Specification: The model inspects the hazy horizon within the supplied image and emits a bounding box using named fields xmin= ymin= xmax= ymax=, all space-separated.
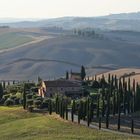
xmin=0 ymin=0 xmax=140 ymax=19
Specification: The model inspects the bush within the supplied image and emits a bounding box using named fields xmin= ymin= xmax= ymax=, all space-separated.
xmin=16 ymin=92 xmax=22 ymax=99
xmin=26 ymin=94 xmax=33 ymax=100
xmin=33 ymin=95 xmax=39 ymax=99
xmin=4 ymin=98 xmax=15 ymax=106
xmin=92 ymin=81 xmax=100 ymax=89
xmin=36 ymin=96 xmax=43 ymax=101
xmin=0 ymin=98 xmax=5 ymax=105
xmin=26 ymin=99 xmax=33 ymax=106
xmin=14 ymin=98 xmax=20 ymax=105
xmin=41 ymin=98 xmax=49 ymax=108
xmin=10 ymin=95 xmax=17 ymax=100
xmin=3 ymin=94 xmax=10 ymax=100
xmin=34 ymin=100 xmax=42 ymax=108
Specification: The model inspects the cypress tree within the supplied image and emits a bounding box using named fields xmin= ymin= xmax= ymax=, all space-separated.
xmin=115 ymin=77 xmax=119 ymax=114
xmin=96 ymin=94 xmax=100 ymax=118
xmin=62 ymin=99 xmax=65 ymax=119
xmin=134 ymin=83 xmax=140 ymax=111
xmin=0 ymin=83 xmax=3 ymax=99
xmin=118 ymin=89 xmax=121 ymax=131
xmin=90 ymin=99 xmax=94 ymax=121
xmin=130 ymin=89 xmax=134 ymax=114
xmin=108 ymin=73 xmax=111 ymax=84
xmin=101 ymin=85 xmax=105 ymax=117
xmin=71 ymin=100 xmax=75 ymax=122
xmin=13 ymin=80 xmax=15 ymax=85
xmin=111 ymin=75 xmax=114 ymax=92
xmin=3 ymin=81 xmax=5 ymax=90
xmin=113 ymin=90 xmax=116 ymax=116
xmin=58 ymin=98 xmax=60 ymax=114
xmin=95 ymin=75 xmax=97 ymax=81
xmin=55 ymin=95 xmax=59 ymax=114
xmin=66 ymin=71 xmax=69 ymax=80
xmin=23 ymin=84 xmax=27 ymax=110
xmin=59 ymin=99 xmax=62 ymax=117
xmin=83 ymin=100 xmax=87 ymax=120
xmin=99 ymin=117 xmax=101 ymax=130
xmin=8 ymin=81 xmax=10 ymax=86
xmin=119 ymin=79 xmax=123 ymax=107
xmin=123 ymin=82 xmax=127 ymax=114
xmin=114 ymin=75 xmax=118 ymax=89
xmin=78 ymin=101 xmax=82 ymax=124
xmin=49 ymin=99 xmax=52 ymax=115
xmin=81 ymin=65 xmax=86 ymax=80
xmin=106 ymin=93 xmax=110 ymax=129
xmin=65 ymin=101 xmax=68 ymax=120
xmin=102 ymin=97 xmax=105 ymax=117
xmin=132 ymin=79 xmax=135 ymax=113
xmin=60 ymin=99 xmax=63 ymax=118
xmin=131 ymin=119 xmax=134 ymax=134
xmin=127 ymin=78 xmax=131 ymax=114
xmin=122 ymin=77 xmax=125 ymax=89
xmin=87 ymin=97 xmax=90 ymax=127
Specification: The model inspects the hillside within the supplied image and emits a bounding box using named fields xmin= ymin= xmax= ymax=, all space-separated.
xmin=0 ymin=28 xmax=36 ymax=50
xmin=0 ymin=28 xmax=54 ymax=51
xmin=0 ymin=107 xmax=138 ymax=140
xmin=89 ymin=68 xmax=140 ymax=86
xmin=0 ymin=28 xmax=140 ymax=80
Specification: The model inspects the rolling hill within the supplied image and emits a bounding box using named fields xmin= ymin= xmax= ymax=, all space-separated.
xmin=1 ymin=12 xmax=140 ymax=31
xmin=0 ymin=28 xmax=140 ymax=80
xmin=88 ymin=68 xmax=140 ymax=86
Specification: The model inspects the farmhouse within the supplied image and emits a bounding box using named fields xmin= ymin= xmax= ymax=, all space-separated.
xmin=38 ymin=79 xmax=83 ymax=98
xmin=70 ymin=72 xmax=82 ymax=81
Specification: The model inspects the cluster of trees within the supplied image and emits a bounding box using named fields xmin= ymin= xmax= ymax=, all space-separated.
xmin=73 ymin=28 xmax=96 ymax=38
xmin=23 ymin=87 xmax=71 ymax=113
xmin=35 ymin=73 xmax=138 ymax=133
xmin=87 ymin=74 xmax=140 ymax=113
xmin=0 ymin=81 xmax=37 ymax=106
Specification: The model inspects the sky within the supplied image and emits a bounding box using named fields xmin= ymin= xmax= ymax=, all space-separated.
xmin=0 ymin=0 xmax=140 ymax=19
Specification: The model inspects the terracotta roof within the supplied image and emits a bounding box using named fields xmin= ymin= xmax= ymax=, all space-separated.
xmin=43 ymin=80 xmax=81 ymax=87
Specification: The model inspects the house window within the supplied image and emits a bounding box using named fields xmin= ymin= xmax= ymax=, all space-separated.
xmin=50 ymin=88 xmax=52 ymax=91
xmin=61 ymin=88 xmax=63 ymax=91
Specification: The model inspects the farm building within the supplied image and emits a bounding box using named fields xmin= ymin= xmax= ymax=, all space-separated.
xmin=38 ymin=79 xmax=83 ymax=98
xmin=70 ymin=72 xmax=82 ymax=81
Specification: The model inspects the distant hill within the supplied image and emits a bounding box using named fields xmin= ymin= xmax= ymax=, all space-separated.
xmin=0 ymin=28 xmax=140 ymax=80
xmin=1 ymin=12 xmax=140 ymax=31
xmin=101 ymin=12 xmax=140 ymax=20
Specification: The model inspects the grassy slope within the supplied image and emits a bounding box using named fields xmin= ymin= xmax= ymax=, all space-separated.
xmin=0 ymin=32 xmax=34 ymax=50
xmin=0 ymin=107 xmax=139 ymax=140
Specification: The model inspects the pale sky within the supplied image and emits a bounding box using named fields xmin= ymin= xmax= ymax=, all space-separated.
xmin=0 ymin=0 xmax=140 ymax=18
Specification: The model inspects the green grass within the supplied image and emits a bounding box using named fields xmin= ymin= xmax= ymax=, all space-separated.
xmin=0 ymin=32 xmax=34 ymax=50
xmin=0 ymin=106 xmax=139 ymax=140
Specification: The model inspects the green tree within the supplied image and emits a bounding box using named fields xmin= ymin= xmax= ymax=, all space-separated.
xmin=66 ymin=71 xmax=69 ymax=80
xmin=0 ymin=83 xmax=3 ymax=99
xmin=23 ymin=84 xmax=27 ymax=110
xmin=135 ymin=83 xmax=140 ymax=111
xmin=81 ymin=65 xmax=86 ymax=80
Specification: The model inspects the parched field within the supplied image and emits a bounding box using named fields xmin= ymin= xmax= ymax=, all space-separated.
xmin=0 ymin=107 xmax=139 ymax=140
